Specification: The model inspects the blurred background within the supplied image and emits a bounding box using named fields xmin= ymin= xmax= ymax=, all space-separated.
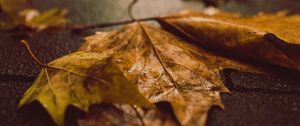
xmin=29 ymin=0 xmax=300 ymax=25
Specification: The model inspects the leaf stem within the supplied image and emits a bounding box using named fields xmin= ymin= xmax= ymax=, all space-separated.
xmin=128 ymin=0 xmax=138 ymax=21
xmin=20 ymin=40 xmax=50 ymax=68
xmin=71 ymin=16 xmax=180 ymax=31
xmin=20 ymin=40 xmax=112 ymax=87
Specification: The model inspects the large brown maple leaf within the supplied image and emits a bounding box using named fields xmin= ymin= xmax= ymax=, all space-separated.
xmin=20 ymin=21 xmax=265 ymax=126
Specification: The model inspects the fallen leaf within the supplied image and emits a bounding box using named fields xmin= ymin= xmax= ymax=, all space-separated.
xmin=158 ymin=10 xmax=300 ymax=71
xmin=0 ymin=0 xmax=67 ymax=30
xmin=77 ymin=23 xmax=263 ymax=126
xmin=19 ymin=51 xmax=153 ymax=125
xmin=22 ymin=8 xmax=68 ymax=30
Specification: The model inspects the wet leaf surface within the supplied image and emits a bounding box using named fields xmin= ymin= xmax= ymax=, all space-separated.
xmin=73 ymin=23 xmax=264 ymax=126
xmin=159 ymin=10 xmax=300 ymax=71
xmin=19 ymin=51 xmax=152 ymax=125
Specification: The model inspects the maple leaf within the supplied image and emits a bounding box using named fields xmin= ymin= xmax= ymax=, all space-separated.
xmin=18 ymin=51 xmax=153 ymax=125
xmin=0 ymin=0 xmax=67 ymax=30
xmin=158 ymin=10 xmax=300 ymax=71
xmin=76 ymin=23 xmax=263 ymax=126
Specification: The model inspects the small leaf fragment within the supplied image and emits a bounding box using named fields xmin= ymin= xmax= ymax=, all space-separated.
xmin=23 ymin=8 xmax=68 ymax=30
xmin=0 ymin=0 xmax=67 ymax=30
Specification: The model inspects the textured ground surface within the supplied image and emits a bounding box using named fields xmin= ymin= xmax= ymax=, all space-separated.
xmin=1 ymin=0 xmax=300 ymax=126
